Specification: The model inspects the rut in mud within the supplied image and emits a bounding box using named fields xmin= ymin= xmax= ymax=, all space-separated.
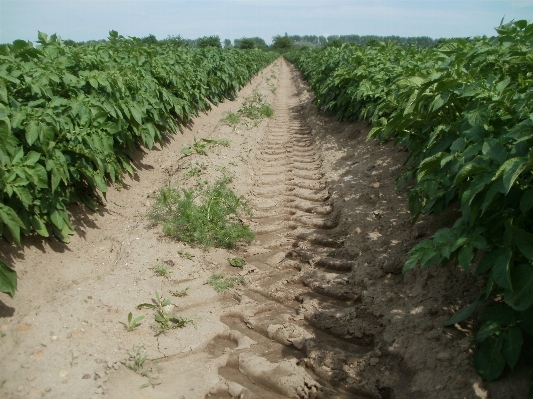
xmin=202 ymin=63 xmax=392 ymax=399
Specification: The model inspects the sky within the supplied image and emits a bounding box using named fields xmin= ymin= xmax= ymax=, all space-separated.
xmin=1 ymin=0 xmax=533 ymax=44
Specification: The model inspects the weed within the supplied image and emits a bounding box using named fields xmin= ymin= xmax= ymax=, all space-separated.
xmin=269 ymin=85 xmax=277 ymax=94
xmin=119 ymin=312 xmax=145 ymax=332
xmin=181 ymin=137 xmax=228 ymax=156
xmin=220 ymin=111 xmax=241 ymax=128
xmin=169 ymin=287 xmax=189 ymax=297
xmin=0 ymin=380 xmax=5 ymax=389
xmin=137 ymin=292 xmax=193 ymax=333
xmin=70 ymin=351 xmax=79 ymax=367
xmin=228 ymin=257 xmax=246 ymax=267
xmin=149 ymin=179 xmax=254 ymax=249
xmin=238 ymin=90 xmax=274 ymax=120
xmin=184 ymin=162 xmax=207 ymax=178
xmin=216 ymin=138 xmax=230 ymax=147
xmin=207 ymin=274 xmax=244 ymax=292
xmin=0 ymin=332 xmax=5 ymax=339
xmin=126 ymin=345 xmax=147 ymax=372
xmin=177 ymin=251 xmax=195 ymax=260
xmin=153 ymin=263 xmax=171 ymax=278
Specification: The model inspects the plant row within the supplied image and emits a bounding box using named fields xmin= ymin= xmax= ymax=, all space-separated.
xmin=0 ymin=31 xmax=277 ymax=296
xmin=286 ymin=20 xmax=533 ymax=383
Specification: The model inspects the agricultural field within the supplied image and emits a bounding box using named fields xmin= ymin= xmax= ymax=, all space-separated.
xmin=0 ymin=24 xmax=531 ymax=399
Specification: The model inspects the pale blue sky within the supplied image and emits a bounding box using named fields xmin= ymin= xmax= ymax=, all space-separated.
xmin=1 ymin=1 xmax=532 ymax=44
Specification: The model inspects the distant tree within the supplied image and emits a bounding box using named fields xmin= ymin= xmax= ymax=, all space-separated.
xmin=141 ymin=34 xmax=158 ymax=44
xmin=238 ymin=38 xmax=255 ymax=49
xmin=327 ymin=38 xmax=343 ymax=48
xmin=196 ymin=35 xmax=221 ymax=48
xmin=272 ymin=34 xmax=292 ymax=51
xmin=160 ymin=35 xmax=188 ymax=47
xmin=318 ymin=36 xmax=327 ymax=46
xmin=224 ymin=39 xmax=232 ymax=48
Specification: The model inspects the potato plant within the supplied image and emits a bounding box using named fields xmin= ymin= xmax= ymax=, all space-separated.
xmin=287 ymin=20 xmax=533 ymax=384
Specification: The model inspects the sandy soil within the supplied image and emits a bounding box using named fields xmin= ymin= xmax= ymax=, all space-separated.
xmin=0 ymin=59 xmax=529 ymax=399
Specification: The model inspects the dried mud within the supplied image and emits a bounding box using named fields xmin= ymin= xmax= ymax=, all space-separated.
xmin=0 ymin=59 xmax=529 ymax=399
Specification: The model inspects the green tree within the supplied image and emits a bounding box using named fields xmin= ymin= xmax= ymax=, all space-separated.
xmin=238 ymin=38 xmax=255 ymax=49
xmin=224 ymin=39 xmax=232 ymax=48
xmin=272 ymin=34 xmax=292 ymax=51
xmin=197 ymin=35 xmax=221 ymax=48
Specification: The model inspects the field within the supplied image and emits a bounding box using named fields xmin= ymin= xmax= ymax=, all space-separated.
xmin=1 ymin=23 xmax=532 ymax=399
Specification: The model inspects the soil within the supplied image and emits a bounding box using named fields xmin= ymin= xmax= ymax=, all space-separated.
xmin=0 ymin=59 xmax=530 ymax=399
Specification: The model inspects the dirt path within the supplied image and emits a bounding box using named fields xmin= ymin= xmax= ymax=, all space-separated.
xmin=0 ymin=59 xmax=528 ymax=399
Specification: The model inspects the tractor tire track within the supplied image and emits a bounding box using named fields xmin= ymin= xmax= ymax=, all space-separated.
xmin=203 ymin=60 xmax=393 ymax=399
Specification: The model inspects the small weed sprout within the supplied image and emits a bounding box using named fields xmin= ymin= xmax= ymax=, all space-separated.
xmin=119 ymin=312 xmax=145 ymax=332
xmin=228 ymin=257 xmax=246 ymax=268
xmin=220 ymin=111 xmax=241 ymax=129
xmin=207 ymin=274 xmax=244 ymax=292
xmin=184 ymin=162 xmax=207 ymax=178
xmin=153 ymin=264 xmax=171 ymax=278
xmin=181 ymin=137 xmax=228 ymax=156
xmin=169 ymin=287 xmax=189 ymax=297
xmin=126 ymin=345 xmax=147 ymax=373
xmin=177 ymin=251 xmax=195 ymax=260
xmin=70 ymin=351 xmax=79 ymax=367
xmin=137 ymin=292 xmax=192 ymax=333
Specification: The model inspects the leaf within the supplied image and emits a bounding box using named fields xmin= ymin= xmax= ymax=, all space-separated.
xmin=0 ymin=116 xmax=12 ymax=146
xmin=0 ymin=259 xmax=17 ymax=297
xmin=502 ymin=326 xmax=523 ymax=370
xmin=520 ymin=188 xmax=533 ymax=214
xmin=494 ymin=157 xmax=529 ymax=194
xmin=482 ymin=139 xmax=507 ymax=165
xmin=0 ymin=80 xmax=7 ymax=104
xmin=474 ymin=336 xmax=506 ymax=381
xmin=512 ymin=226 xmax=533 ymax=260
xmin=477 ymin=320 xmax=502 ymax=342
xmin=444 ymin=299 xmax=479 ymax=326
xmin=0 ymin=203 xmax=25 ymax=245
xmin=50 ymin=209 xmax=65 ymax=229
xmin=505 ymin=264 xmax=533 ymax=311
xmin=181 ymin=147 xmax=192 ymax=155
xmin=31 ymin=214 xmax=49 ymax=237
xmin=25 ymin=120 xmax=39 ymax=146
xmin=458 ymin=245 xmax=474 ymax=270
xmin=492 ymin=249 xmax=512 ymax=290
xmin=476 ymin=248 xmax=511 ymax=275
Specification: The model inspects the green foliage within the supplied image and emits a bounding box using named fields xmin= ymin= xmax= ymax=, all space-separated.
xmin=287 ymin=20 xmax=533 ymax=384
xmin=169 ymin=287 xmax=189 ymax=297
xmin=228 ymin=257 xmax=246 ymax=267
xmin=0 ymin=31 xmax=277 ymax=293
xmin=0 ymin=259 xmax=16 ymax=297
xmin=119 ymin=312 xmax=145 ymax=332
xmin=272 ymin=34 xmax=293 ymax=51
xmin=126 ymin=345 xmax=147 ymax=372
xmin=207 ymin=273 xmax=244 ymax=292
xmin=153 ymin=263 xmax=171 ymax=278
xmin=196 ymin=36 xmax=222 ymax=48
xmin=177 ymin=250 xmax=195 ymax=260
xmin=220 ymin=111 xmax=241 ymax=129
xmin=238 ymin=90 xmax=274 ymax=120
xmin=181 ymin=137 xmax=229 ymax=156
xmin=149 ymin=179 xmax=254 ymax=249
xmin=238 ymin=39 xmax=255 ymax=50
xmin=137 ymin=291 xmax=192 ymax=333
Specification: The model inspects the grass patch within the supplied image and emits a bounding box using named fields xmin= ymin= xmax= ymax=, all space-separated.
xmin=207 ymin=274 xmax=244 ymax=292
xmin=239 ymin=90 xmax=274 ymax=120
xmin=220 ymin=111 xmax=241 ymax=127
xmin=149 ymin=179 xmax=254 ymax=249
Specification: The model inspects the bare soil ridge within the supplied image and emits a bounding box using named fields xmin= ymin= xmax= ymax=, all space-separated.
xmin=0 ymin=59 xmax=528 ymax=399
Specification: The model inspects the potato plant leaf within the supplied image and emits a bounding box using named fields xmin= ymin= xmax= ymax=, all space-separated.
xmin=0 ymin=259 xmax=17 ymax=298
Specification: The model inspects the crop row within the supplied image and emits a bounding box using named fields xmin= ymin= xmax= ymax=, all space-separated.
xmin=286 ymin=20 xmax=533 ymax=383
xmin=0 ymin=31 xmax=277 ymax=296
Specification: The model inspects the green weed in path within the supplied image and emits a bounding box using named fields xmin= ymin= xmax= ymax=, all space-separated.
xmin=149 ymin=179 xmax=254 ymax=249
xmin=207 ymin=274 xmax=244 ymax=292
